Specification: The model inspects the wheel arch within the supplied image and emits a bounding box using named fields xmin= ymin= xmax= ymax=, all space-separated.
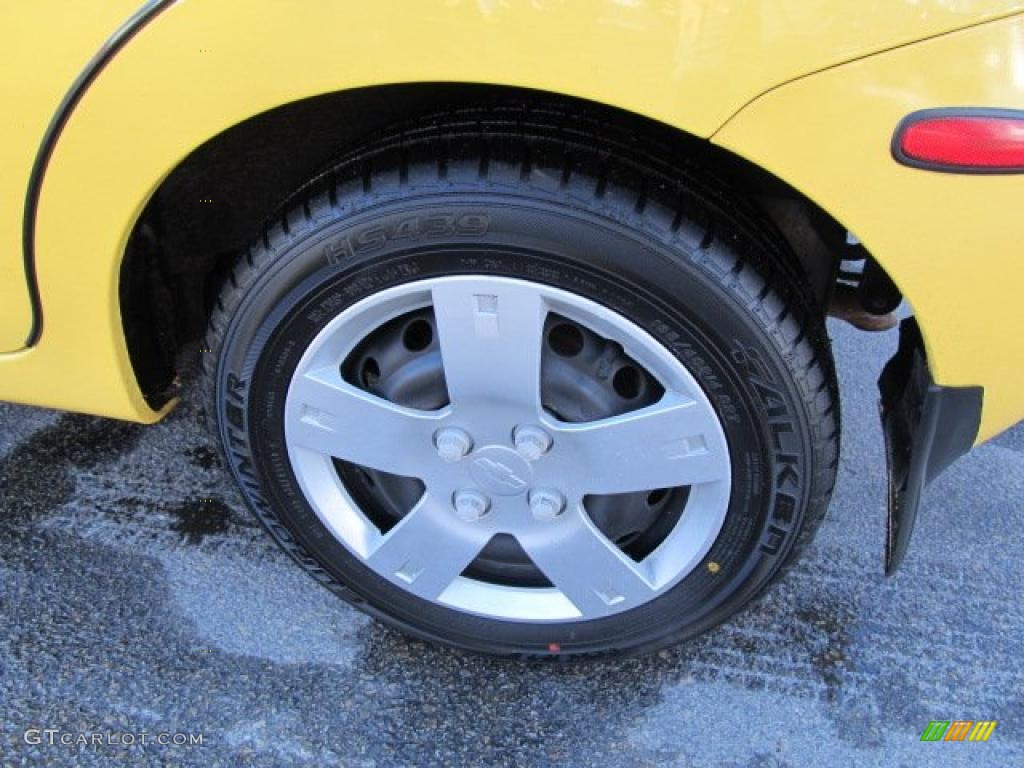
xmin=15 ymin=0 xmax=946 ymax=422
xmin=119 ymin=83 xmax=861 ymax=408
xmin=18 ymin=0 xmax=964 ymax=424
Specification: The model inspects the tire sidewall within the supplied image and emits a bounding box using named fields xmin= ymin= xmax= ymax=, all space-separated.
xmin=215 ymin=192 xmax=817 ymax=655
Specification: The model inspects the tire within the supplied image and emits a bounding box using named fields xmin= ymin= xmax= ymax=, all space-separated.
xmin=205 ymin=106 xmax=839 ymax=658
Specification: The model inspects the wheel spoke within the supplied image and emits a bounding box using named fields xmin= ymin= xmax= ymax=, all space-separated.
xmin=287 ymin=365 xmax=445 ymax=476
xmin=431 ymin=279 xmax=546 ymax=411
xmin=523 ymin=505 xmax=658 ymax=617
xmin=365 ymin=491 xmax=490 ymax=601
xmin=548 ymin=392 xmax=728 ymax=494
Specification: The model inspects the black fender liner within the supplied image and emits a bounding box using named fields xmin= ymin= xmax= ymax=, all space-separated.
xmin=879 ymin=318 xmax=983 ymax=573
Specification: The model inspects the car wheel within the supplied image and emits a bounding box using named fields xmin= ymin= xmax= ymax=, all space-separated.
xmin=205 ymin=108 xmax=839 ymax=657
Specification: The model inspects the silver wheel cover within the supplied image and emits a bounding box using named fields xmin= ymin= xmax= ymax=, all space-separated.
xmin=285 ymin=276 xmax=731 ymax=622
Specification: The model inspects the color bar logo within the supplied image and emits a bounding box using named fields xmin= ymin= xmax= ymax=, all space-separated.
xmin=920 ymin=720 xmax=997 ymax=742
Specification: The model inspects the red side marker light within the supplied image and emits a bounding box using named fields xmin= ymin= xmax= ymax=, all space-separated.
xmin=893 ymin=109 xmax=1024 ymax=173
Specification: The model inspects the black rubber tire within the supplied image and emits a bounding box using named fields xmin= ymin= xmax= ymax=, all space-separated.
xmin=204 ymin=105 xmax=839 ymax=658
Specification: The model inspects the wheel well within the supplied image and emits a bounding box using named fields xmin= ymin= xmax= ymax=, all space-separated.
xmin=120 ymin=83 xmax=855 ymax=408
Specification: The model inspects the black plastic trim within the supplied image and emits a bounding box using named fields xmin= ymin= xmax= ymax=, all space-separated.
xmin=891 ymin=107 xmax=1024 ymax=175
xmin=879 ymin=318 xmax=983 ymax=574
xmin=20 ymin=0 xmax=175 ymax=348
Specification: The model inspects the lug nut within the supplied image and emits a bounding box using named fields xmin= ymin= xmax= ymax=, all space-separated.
xmin=434 ymin=428 xmax=473 ymax=462
xmin=513 ymin=425 xmax=553 ymax=461
xmin=529 ymin=489 xmax=566 ymax=521
xmin=453 ymin=489 xmax=491 ymax=522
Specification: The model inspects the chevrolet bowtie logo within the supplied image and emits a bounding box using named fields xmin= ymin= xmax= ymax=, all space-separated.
xmin=472 ymin=457 xmax=528 ymax=491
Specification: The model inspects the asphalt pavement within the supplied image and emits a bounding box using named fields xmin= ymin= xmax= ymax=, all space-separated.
xmin=1 ymin=318 xmax=1021 ymax=767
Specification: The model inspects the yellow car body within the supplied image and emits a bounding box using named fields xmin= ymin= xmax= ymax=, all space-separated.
xmin=1 ymin=1 xmax=1022 ymax=435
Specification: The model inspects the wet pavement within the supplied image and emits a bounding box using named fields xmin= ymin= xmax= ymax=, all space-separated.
xmin=1 ymin=319 xmax=1021 ymax=767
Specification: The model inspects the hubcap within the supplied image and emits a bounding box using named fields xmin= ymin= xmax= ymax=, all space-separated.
xmin=284 ymin=276 xmax=731 ymax=622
